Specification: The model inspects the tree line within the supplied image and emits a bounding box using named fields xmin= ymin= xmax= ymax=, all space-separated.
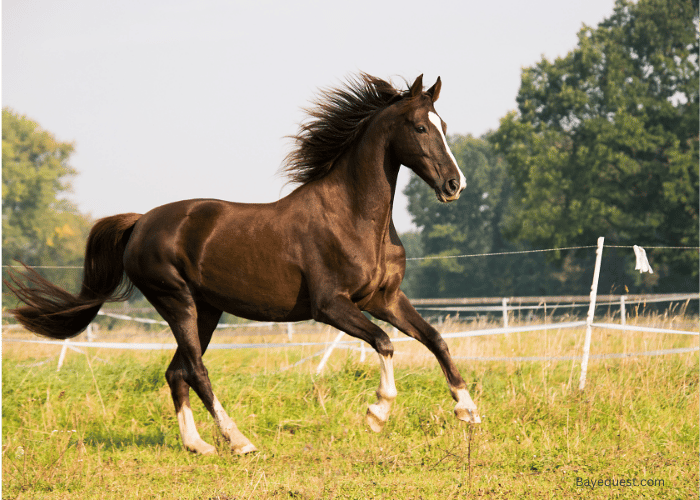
xmin=3 ymin=0 xmax=698 ymax=303
xmin=402 ymin=0 xmax=698 ymax=298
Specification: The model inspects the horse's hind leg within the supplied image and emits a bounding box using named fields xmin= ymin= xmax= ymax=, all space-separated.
xmin=166 ymin=347 xmax=216 ymax=455
xmin=160 ymin=298 xmax=256 ymax=455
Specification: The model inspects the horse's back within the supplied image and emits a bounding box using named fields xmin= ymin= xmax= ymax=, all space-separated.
xmin=123 ymin=198 xmax=312 ymax=321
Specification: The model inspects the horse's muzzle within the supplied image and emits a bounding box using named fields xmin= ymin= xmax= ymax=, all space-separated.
xmin=436 ymin=178 xmax=464 ymax=202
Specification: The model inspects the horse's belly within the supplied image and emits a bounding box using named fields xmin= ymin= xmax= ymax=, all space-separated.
xmin=196 ymin=257 xmax=312 ymax=323
xmin=204 ymin=285 xmax=312 ymax=323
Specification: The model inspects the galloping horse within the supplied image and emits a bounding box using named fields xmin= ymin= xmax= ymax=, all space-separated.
xmin=7 ymin=73 xmax=480 ymax=455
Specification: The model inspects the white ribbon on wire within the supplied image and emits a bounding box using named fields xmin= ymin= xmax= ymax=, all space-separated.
xmin=633 ymin=245 xmax=653 ymax=274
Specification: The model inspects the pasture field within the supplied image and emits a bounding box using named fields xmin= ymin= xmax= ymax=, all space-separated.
xmin=2 ymin=312 xmax=698 ymax=499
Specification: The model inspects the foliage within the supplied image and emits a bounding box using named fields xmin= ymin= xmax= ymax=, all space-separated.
xmin=396 ymin=230 xmax=422 ymax=299
xmin=403 ymin=0 xmax=699 ymax=298
xmin=403 ymin=136 xmax=594 ymax=298
xmin=2 ymin=108 xmax=91 ymax=296
xmin=490 ymin=0 xmax=699 ymax=284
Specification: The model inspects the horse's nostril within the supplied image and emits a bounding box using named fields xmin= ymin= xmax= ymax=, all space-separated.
xmin=446 ymin=179 xmax=459 ymax=195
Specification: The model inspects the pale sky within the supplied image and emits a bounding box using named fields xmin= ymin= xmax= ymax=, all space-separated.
xmin=3 ymin=0 xmax=618 ymax=233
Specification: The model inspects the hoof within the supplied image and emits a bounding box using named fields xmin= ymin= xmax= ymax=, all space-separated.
xmin=186 ymin=440 xmax=217 ymax=455
xmin=233 ymin=442 xmax=258 ymax=455
xmin=366 ymin=404 xmax=387 ymax=433
xmin=455 ymin=403 xmax=481 ymax=424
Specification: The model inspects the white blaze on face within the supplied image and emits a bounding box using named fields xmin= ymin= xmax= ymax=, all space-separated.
xmin=428 ymin=112 xmax=467 ymax=191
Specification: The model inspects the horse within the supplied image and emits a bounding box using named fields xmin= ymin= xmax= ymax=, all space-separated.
xmin=6 ymin=73 xmax=481 ymax=455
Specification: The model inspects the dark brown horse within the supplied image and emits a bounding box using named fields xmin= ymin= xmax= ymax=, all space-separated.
xmin=6 ymin=73 xmax=480 ymax=455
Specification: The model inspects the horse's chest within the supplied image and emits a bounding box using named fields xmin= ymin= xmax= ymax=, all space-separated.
xmin=348 ymin=249 xmax=398 ymax=306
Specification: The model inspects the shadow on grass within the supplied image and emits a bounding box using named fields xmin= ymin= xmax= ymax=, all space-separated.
xmin=82 ymin=428 xmax=174 ymax=451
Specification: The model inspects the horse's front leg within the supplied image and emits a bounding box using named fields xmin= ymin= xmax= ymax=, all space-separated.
xmin=312 ymin=294 xmax=397 ymax=432
xmin=367 ymin=291 xmax=481 ymax=424
xmin=366 ymin=352 xmax=397 ymax=432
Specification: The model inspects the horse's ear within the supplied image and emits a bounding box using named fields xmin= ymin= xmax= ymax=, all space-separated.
xmin=409 ymin=74 xmax=424 ymax=98
xmin=427 ymin=77 xmax=442 ymax=102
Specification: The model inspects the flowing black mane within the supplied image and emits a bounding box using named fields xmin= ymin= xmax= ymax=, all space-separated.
xmin=284 ymin=73 xmax=409 ymax=185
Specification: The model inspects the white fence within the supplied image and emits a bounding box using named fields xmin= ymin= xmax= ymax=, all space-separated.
xmin=3 ymin=238 xmax=699 ymax=388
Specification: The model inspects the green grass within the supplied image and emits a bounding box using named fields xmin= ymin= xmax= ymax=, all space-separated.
xmin=2 ymin=316 xmax=698 ymax=499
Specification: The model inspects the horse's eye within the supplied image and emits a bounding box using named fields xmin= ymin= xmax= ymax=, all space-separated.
xmin=416 ymin=125 xmax=427 ymax=134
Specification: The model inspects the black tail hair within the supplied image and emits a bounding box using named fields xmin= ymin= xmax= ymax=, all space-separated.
xmin=4 ymin=213 xmax=142 ymax=339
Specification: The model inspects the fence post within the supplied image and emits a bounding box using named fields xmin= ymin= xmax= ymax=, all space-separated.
xmin=620 ymin=296 xmax=627 ymax=326
xmin=57 ymin=339 xmax=69 ymax=372
xmin=502 ymin=298 xmax=509 ymax=328
xmin=579 ymin=237 xmax=605 ymax=391
xmin=316 ymin=330 xmax=345 ymax=375
xmin=286 ymin=322 xmax=294 ymax=341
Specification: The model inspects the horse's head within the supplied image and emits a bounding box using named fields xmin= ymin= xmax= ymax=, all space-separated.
xmin=390 ymin=75 xmax=466 ymax=202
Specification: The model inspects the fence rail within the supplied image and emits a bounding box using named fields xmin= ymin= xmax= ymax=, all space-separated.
xmin=4 ymin=292 xmax=694 ymax=331
xmin=411 ymin=293 xmax=697 ymax=306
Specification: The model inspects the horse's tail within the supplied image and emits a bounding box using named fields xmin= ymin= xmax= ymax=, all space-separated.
xmin=5 ymin=213 xmax=142 ymax=339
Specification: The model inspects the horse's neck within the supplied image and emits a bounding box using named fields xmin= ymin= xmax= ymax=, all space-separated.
xmin=327 ymin=128 xmax=399 ymax=232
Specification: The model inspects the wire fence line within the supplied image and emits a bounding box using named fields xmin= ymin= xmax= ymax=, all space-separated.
xmin=3 ymin=243 xmax=699 ymax=269
xmin=406 ymin=245 xmax=596 ymax=261
xmin=2 ymin=265 xmax=84 ymax=269
xmin=406 ymin=244 xmax=699 ymax=261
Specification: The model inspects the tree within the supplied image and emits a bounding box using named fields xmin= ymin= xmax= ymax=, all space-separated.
xmin=2 ymin=108 xmax=90 ymax=295
xmin=403 ymin=135 xmax=580 ymax=298
xmin=397 ymin=230 xmax=423 ymax=299
xmin=490 ymin=0 xmax=699 ymax=289
xmin=404 ymin=135 xmax=507 ymax=297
